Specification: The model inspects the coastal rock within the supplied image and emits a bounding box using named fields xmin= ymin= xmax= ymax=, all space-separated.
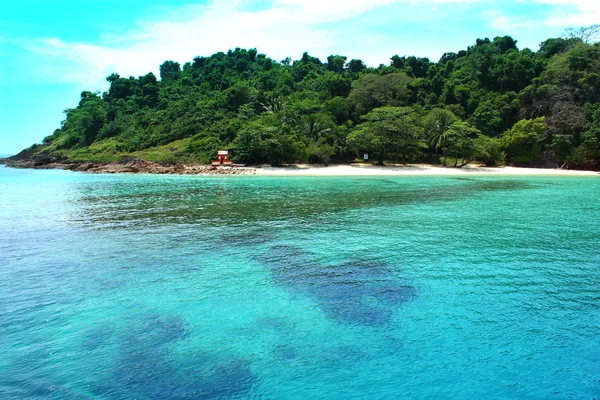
xmin=73 ymin=162 xmax=96 ymax=171
xmin=5 ymin=155 xmax=256 ymax=175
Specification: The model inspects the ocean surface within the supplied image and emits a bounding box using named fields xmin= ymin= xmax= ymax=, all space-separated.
xmin=1 ymin=165 xmax=599 ymax=399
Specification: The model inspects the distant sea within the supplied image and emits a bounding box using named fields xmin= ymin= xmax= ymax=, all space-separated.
xmin=1 ymin=165 xmax=599 ymax=398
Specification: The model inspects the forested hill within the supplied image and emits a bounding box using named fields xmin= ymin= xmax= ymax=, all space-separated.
xmin=12 ymin=34 xmax=600 ymax=169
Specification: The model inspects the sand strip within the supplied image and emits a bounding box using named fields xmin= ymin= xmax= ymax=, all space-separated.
xmin=254 ymin=164 xmax=599 ymax=176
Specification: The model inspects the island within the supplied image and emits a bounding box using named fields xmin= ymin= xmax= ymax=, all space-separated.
xmin=6 ymin=33 xmax=600 ymax=175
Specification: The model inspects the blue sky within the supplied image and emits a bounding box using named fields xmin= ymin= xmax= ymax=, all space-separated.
xmin=1 ymin=0 xmax=598 ymax=155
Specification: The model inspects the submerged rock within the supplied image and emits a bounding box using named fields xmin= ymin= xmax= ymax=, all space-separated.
xmin=92 ymin=313 xmax=257 ymax=399
xmin=260 ymin=245 xmax=416 ymax=326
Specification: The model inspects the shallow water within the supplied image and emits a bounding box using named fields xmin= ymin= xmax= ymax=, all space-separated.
xmin=1 ymin=165 xmax=599 ymax=399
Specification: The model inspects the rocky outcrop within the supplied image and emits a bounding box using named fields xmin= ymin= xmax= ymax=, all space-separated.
xmin=4 ymin=156 xmax=256 ymax=175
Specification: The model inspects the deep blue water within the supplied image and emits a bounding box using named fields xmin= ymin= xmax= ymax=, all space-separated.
xmin=1 ymin=165 xmax=599 ymax=399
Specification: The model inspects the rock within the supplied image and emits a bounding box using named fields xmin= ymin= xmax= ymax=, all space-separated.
xmin=74 ymin=162 xmax=95 ymax=171
xmin=4 ymin=154 xmax=257 ymax=176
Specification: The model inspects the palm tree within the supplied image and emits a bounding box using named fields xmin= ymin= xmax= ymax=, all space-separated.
xmin=297 ymin=114 xmax=331 ymax=141
xmin=426 ymin=109 xmax=457 ymax=166
xmin=260 ymin=96 xmax=287 ymax=114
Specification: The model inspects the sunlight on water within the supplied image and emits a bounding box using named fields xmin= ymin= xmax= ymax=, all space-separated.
xmin=1 ymin=165 xmax=599 ymax=398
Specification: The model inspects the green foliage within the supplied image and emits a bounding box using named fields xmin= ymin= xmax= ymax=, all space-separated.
xmin=306 ymin=141 xmax=335 ymax=164
xmin=575 ymin=105 xmax=600 ymax=164
xmin=58 ymin=92 xmax=108 ymax=148
xmin=19 ymin=33 xmax=600 ymax=170
xmin=325 ymin=97 xmax=350 ymax=124
xmin=327 ymin=55 xmax=347 ymax=73
xmin=502 ymin=117 xmax=548 ymax=163
xmin=347 ymin=73 xmax=412 ymax=117
xmin=347 ymin=106 xmax=425 ymax=164
xmin=425 ymin=108 xmax=458 ymax=165
xmin=231 ymin=119 xmax=302 ymax=166
xmin=296 ymin=114 xmax=333 ymax=141
xmin=444 ymin=121 xmax=481 ymax=166
xmin=539 ymin=37 xmax=580 ymax=58
xmin=470 ymin=100 xmax=501 ymax=136
xmin=472 ymin=135 xmax=504 ymax=166
xmin=160 ymin=61 xmax=181 ymax=81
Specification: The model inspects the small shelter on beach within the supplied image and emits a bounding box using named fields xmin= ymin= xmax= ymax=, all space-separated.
xmin=212 ymin=150 xmax=233 ymax=165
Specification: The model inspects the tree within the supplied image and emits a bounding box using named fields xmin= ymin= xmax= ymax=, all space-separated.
xmin=326 ymin=55 xmax=347 ymax=73
xmin=232 ymin=122 xmax=292 ymax=165
xmin=502 ymin=117 xmax=548 ymax=164
xmin=306 ymin=141 xmax=335 ymax=164
xmin=296 ymin=114 xmax=332 ymax=141
xmin=538 ymin=37 xmax=579 ymax=58
xmin=564 ymin=25 xmax=600 ymax=44
xmin=347 ymin=73 xmax=412 ymax=117
xmin=405 ymin=56 xmax=430 ymax=78
xmin=470 ymin=100 xmax=501 ymax=136
xmin=391 ymin=55 xmax=406 ymax=69
xmin=425 ymin=108 xmax=458 ymax=165
xmin=546 ymin=101 xmax=587 ymax=165
xmin=105 ymin=75 xmax=136 ymax=102
xmin=313 ymin=71 xmax=352 ymax=98
xmin=325 ymin=97 xmax=350 ymax=124
xmin=226 ymin=81 xmax=258 ymax=110
xmin=292 ymin=52 xmax=323 ymax=81
xmin=106 ymin=73 xmax=120 ymax=83
xmin=347 ymin=59 xmax=366 ymax=74
xmin=58 ymin=92 xmax=107 ymax=148
xmin=444 ymin=121 xmax=481 ymax=167
xmin=16 ymin=41 xmax=600 ymax=170
xmin=580 ymin=107 xmax=600 ymax=159
xmin=136 ymin=72 xmax=159 ymax=108
xmin=471 ymin=135 xmax=503 ymax=166
xmin=347 ymin=106 xmax=424 ymax=165
xmin=159 ymin=60 xmax=181 ymax=81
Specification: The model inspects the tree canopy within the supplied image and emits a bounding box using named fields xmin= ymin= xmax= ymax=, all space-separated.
xmin=18 ymin=35 xmax=600 ymax=170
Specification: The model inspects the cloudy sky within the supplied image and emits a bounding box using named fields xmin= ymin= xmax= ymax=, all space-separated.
xmin=0 ymin=0 xmax=598 ymax=155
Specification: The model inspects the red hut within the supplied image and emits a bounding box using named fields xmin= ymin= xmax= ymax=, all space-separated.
xmin=211 ymin=150 xmax=233 ymax=166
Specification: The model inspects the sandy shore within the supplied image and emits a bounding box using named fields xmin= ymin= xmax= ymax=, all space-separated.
xmin=4 ymin=158 xmax=598 ymax=176
xmin=255 ymin=163 xmax=599 ymax=176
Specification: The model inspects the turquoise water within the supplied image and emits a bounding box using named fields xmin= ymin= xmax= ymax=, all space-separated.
xmin=1 ymin=165 xmax=599 ymax=399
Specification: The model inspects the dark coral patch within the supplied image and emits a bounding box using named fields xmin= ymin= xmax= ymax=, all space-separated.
xmin=93 ymin=314 xmax=256 ymax=399
xmin=261 ymin=245 xmax=415 ymax=326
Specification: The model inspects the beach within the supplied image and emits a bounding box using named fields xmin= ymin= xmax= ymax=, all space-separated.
xmin=3 ymin=158 xmax=599 ymax=176
xmin=255 ymin=163 xmax=600 ymax=176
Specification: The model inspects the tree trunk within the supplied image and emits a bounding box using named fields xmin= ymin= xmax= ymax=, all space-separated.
xmin=377 ymin=149 xmax=385 ymax=166
xmin=458 ymin=156 xmax=475 ymax=168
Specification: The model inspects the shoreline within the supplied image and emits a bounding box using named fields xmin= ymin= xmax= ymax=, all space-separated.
xmin=255 ymin=163 xmax=600 ymax=176
xmin=2 ymin=159 xmax=598 ymax=176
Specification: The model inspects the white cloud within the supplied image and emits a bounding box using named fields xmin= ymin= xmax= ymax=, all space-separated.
xmin=13 ymin=0 xmax=599 ymax=94
xmin=533 ymin=0 xmax=600 ymax=27
xmin=272 ymin=0 xmax=398 ymax=22
xmin=482 ymin=10 xmax=540 ymax=31
xmin=19 ymin=0 xmax=483 ymax=91
xmin=482 ymin=1 xmax=599 ymax=41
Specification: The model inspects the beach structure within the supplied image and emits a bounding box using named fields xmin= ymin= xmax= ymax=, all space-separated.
xmin=212 ymin=150 xmax=233 ymax=166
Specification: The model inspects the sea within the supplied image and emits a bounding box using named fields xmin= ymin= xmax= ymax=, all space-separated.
xmin=1 ymin=164 xmax=599 ymax=399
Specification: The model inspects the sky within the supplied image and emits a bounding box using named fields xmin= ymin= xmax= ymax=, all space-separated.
xmin=0 ymin=0 xmax=598 ymax=155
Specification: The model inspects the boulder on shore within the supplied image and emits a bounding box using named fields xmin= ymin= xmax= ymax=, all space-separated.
xmin=5 ymin=156 xmax=256 ymax=175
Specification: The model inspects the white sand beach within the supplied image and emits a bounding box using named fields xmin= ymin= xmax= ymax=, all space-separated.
xmin=254 ymin=163 xmax=600 ymax=176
